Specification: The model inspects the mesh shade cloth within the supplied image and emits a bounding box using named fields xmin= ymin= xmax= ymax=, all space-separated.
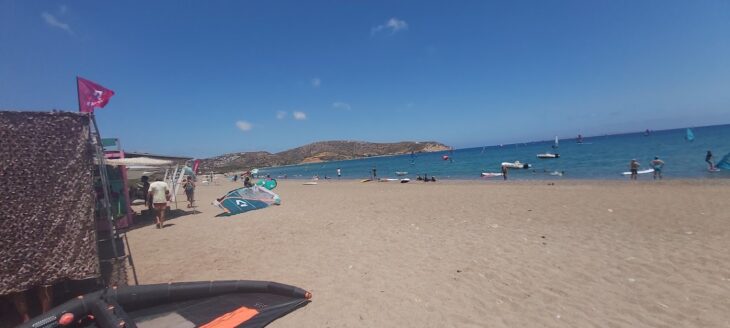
xmin=0 ymin=111 xmax=99 ymax=295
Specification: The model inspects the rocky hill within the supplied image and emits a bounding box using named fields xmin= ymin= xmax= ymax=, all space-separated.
xmin=199 ymin=140 xmax=449 ymax=172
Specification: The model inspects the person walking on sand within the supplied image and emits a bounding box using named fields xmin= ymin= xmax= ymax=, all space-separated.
xmin=629 ymin=159 xmax=640 ymax=180
xmin=651 ymin=156 xmax=665 ymax=180
xmin=182 ymin=177 xmax=195 ymax=208
xmin=337 ymin=168 xmax=341 ymax=179
xmin=706 ymin=150 xmax=715 ymax=170
xmin=148 ymin=177 xmax=170 ymax=229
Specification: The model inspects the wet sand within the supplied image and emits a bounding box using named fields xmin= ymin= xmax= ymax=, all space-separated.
xmin=126 ymin=179 xmax=730 ymax=327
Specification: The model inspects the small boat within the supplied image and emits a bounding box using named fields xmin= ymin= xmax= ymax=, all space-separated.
xmin=395 ymin=171 xmax=408 ymax=176
xmin=537 ymin=153 xmax=560 ymax=159
xmin=685 ymin=128 xmax=695 ymax=142
xmin=400 ymin=178 xmax=410 ymax=183
xmin=481 ymin=172 xmax=503 ymax=178
xmin=501 ymin=161 xmax=531 ymax=169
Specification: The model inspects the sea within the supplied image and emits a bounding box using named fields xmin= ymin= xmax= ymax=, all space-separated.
xmin=258 ymin=124 xmax=730 ymax=180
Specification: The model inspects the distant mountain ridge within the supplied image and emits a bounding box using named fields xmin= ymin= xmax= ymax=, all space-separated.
xmin=199 ymin=140 xmax=450 ymax=172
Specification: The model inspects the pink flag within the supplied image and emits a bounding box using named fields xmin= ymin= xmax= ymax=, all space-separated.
xmin=193 ymin=159 xmax=201 ymax=174
xmin=77 ymin=77 xmax=115 ymax=113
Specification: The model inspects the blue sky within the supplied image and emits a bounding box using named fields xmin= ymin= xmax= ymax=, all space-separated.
xmin=2 ymin=0 xmax=729 ymax=158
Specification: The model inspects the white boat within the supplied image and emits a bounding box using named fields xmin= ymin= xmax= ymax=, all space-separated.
xmin=501 ymin=161 xmax=531 ymax=169
xmin=395 ymin=171 xmax=408 ymax=176
xmin=537 ymin=153 xmax=560 ymax=159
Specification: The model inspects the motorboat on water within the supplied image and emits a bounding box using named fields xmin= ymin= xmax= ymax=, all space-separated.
xmin=501 ymin=161 xmax=531 ymax=169
xmin=481 ymin=172 xmax=503 ymax=177
xmin=537 ymin=153 xmax=560 ymax=159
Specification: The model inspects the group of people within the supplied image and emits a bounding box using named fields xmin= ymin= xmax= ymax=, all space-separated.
xmin=628 ymin=157 xmax=665 ymax=180
xmin=416 ymin=174 xmax=437 ymax=182
xmin=628 ymin=150 xmax=718 ymax=180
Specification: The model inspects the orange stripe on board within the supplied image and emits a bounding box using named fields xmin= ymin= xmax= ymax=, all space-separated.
xmin=200 ymin=306 xmax=259 ymax=328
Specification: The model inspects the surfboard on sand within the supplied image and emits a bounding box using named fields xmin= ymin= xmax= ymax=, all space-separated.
xmin=361 ymin=179 xmax=372 ymax=183
xmin=303 ymin=181 xmax=318 ymax=185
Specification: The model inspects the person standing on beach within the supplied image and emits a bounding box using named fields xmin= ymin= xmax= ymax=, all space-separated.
xmin=629 ymin=159 xmax=640 ymax=180
xmin=372 ymin=166 xmax=377 ymax=180
xmin=706 ymin=151 xmax=715 ymax=170
xmin=148 ymin=177 xmax=170 ymax=229
xmin=141 ymin=175 xmax=152 ymax=212
xmin=651 ymin=156 xmax=665 ymax=180
xmin=243 ymin=175 xmax=254 ymax=188
xmin=501 ymin=165 xmax=508 ymax=180
xmin=337 ymin=168 xmax=341 ymax=179
xmin=182 ymin=177 xmax=195 ymax=208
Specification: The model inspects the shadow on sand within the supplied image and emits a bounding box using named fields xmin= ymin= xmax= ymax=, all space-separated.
xmin=122 ymin=207 xmax=196 ymax=232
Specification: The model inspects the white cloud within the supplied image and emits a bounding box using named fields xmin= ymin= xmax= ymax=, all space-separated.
xmin=371 ymin=18 xmax=408 ymax=35
xmin=332 ymin=102 xmax=351 ymax=111
xmin=311 ymin=78 xmax=321 ymax=88
xmin=276 ymin=111 xmax=287 ymax=119
xmin=293 ymin=111 xmax=307 ymax=120
xmin=41 ymin=12 xmax=72 ymax=33
xmin=235 ymin=120 xmax=253 ymax=131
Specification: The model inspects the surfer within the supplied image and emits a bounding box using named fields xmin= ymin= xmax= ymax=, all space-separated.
xmin=706 ymin=151 xmax=715 ymax=170
xmin=629 ymin=159 xmax=640 ymax=180
xmin=148 ymin=177 xmax=171 ymax=229
xmin=651 ymin=156 xmax=665 ymax=180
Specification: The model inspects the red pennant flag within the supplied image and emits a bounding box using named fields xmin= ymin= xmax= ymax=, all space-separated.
xmin=193 ymin=159 xmax=201 ymax=174
xmin=77 ymin=77 xmax=115 ymax=113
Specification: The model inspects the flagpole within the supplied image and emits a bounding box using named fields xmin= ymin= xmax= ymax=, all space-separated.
xmin=76 ymin=76 xmax=82 ymax=112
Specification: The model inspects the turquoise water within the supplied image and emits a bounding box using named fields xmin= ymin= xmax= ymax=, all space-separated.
xmin=259 ymin=124 xmax=730 ymax=180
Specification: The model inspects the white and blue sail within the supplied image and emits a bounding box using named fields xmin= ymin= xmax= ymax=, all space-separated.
xmin=685 ymin=128 xmax=695 ymax=142
xmin=717 ymin=152 xmax=730 ymax=170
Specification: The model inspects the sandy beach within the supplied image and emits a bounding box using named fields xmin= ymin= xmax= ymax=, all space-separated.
xmin=125 ymin=179 xmax=730 ymax=327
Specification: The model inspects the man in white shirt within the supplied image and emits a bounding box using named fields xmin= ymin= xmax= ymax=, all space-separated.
xmin=147 ymin=177 xmax=170 ymax=229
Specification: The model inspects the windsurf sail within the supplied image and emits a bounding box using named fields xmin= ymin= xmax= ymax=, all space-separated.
xmin=685 ymin=128 xmax=695 ymax=142
xmin=214 ymin=185 xmax=281 ymax=215
xmin=552 ymin=136 xmax=559 ymax=149
xmin=19 ymin=280 xmax=311 ymax=328
xmin=716 ymin=152 xmax=730 ymax=170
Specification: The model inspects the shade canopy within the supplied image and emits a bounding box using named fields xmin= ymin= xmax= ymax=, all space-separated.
xmin=105 ymin=157 xmax=173 ymax=166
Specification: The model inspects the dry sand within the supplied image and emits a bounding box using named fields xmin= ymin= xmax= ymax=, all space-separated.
xmin=126 ymin=179 xmax=730 ymax=327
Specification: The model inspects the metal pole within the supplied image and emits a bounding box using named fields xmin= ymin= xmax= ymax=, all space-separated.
xmin=90 ymin=114 xmax=120 ymax=260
